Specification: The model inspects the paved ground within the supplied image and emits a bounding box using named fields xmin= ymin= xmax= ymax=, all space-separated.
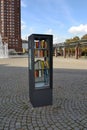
xmin=0 ymin=56 xmax=87 ymax=130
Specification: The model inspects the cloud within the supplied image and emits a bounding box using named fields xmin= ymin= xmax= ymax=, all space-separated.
xmin=21 ymin=20 xmax=26 ymax=30
xmin=21 ymin=0 xmax=27 ymax=7
xmin=68 ymin=24 xmax=87 ymax=34
xmin=53 ymin=35 xmax=66 ymax=43
xmin=45 ymin=29 xmax=65 ymax=43
xmin=45 ymin=29 xmax=53 ymax=34
xmin=28 ymin=27 xmax=34 ymax=34
xmin=22 ymin=28 xmax=66 ymax=43
xmin=21 ymin=27 xmax=35 ymax=40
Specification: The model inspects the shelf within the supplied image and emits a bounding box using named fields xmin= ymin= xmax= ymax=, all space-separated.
xmin=35 ymin=82 xmax=49 ymax=88
xmin=34 ymin=40 xmax=48 ymax=49
xmin=35 ymin=68 xmax=49 ymax=70
xmin=34 ymin=50 xmax=48 ymax=57
xmin=34 ymin=47 xmax=48 ymax=49
xmin=34 ymin=59 xmax=49 ymax=70
xmin=35 ymin=75 xmax=44 ymax=80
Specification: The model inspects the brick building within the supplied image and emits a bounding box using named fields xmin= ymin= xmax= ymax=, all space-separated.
xmin=0 ymin=0 xmax=22 ymax=52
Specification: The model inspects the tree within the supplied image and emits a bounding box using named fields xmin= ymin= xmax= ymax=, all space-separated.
xmin=81 ymin=34 xmax=87 ymax=40
xmin=65 ymin=36 xmax=80 ymax=44
xmin=72 ymin=36 xmax=80 ymax=42
xmin=65 ymin=39 xmax=72 ymax=44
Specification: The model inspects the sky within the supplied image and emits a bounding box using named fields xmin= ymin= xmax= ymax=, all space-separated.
xmin=21 ymin=0 xmax=87 ymax=44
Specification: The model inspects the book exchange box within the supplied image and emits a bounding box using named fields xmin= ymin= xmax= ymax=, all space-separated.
xmin=28 ymin=34 xmax=53 ymax=107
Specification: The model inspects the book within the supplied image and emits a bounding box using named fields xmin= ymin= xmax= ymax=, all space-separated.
xmin=35 ymin=60 xmax=39 ymax=70
xmin=45 ymin=41 xmax=48 ymax=48
xmin=41 ymin=40 xmax=45 ymax=48
xmin=36 ymin=42 xmax=38 ymax=48
xmin=38 ymin=60 xmax=41 ymax=69
xmin=34 ymin=50 xmax=38 ymax=57
xmin=39 ymin=70 xmax=42 ymax=77
xmin=35 ymin=70 xmax=39 ymax=78
xmin=44 ymin=50 xmax=47 ymax=57
xmin=38 ymin=41 xmax=41 ymax=48
xmin=41 ymin=60 xmax=44 ymax=69
xmin=35 ymin=60 xmax=44 ymax=70
xmin=40 ymin=50 xmax=44 ymax=57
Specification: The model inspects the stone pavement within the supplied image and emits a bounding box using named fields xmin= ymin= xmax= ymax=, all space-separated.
xmin=0 ymin=57 xmax=87 ymax=130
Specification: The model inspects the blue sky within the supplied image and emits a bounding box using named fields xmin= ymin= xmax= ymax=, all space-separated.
xmin=21 ymin=0 xmax=87 ymax=43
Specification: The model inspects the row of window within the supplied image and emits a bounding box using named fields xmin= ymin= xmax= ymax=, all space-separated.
xmin=2 ymin=24 xmax=14 ymax=27
xmin=1 ymin=24 xmax=19 ymax=28
xmin=1 ymin=11 xmax=19 ymax=14
xmin=9 ymin=44 xmax=18 ymax=47
xmin=1 ymin=13 xmax=15 ymax=16
xmin=1 ymin=31 xmax=20 ymax=35
xmin=1 ymin=15 xmax=19 ymax=19
xmin=0 ymin=4 xmax=14 ymax=7
xmin=2 ymin=33 xmax=20 ymax=38
xmin=9 ymin=39 xmax=18 ymax=41
xmin=1 ymin=16 xmax=15 ymax=19
xmin=0 ymin=6 xmax=19 ymax=11
xmin=1 ymin=30 xmax=15 ymax=34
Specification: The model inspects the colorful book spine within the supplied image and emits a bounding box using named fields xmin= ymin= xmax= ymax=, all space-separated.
xmin=38 ymin=60 xmax=41 ymax=69
xmin=44 ymin=50 xmax=47 ymax=57
xmin=40 ymin=40 xmax=45 ymax=48
xmin=35 ymin=50 xmax=49 ymax=57
xmin=35 ymin=61 xmax=39 ymax=70
xmin=45 ymin=41 xmax=47 ymax=48
xmin=40 ymin=50 xmax=43 ymax=57
xmin=36 ymin=42 xmax=39 ymax=48
xmin=39 ymin=70 xmax=42 ymax=77
xmin=35 ymin=40 xmax=48 ymax=49
xmin=41 ymin=61 xmax=44 ymax=69
xmin=38 ymin=41 xmax=40 ymax=48
xmin=35 ymin=70 xmax=39 ymax=78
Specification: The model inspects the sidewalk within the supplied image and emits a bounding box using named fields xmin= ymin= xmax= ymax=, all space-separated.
xmin=53 ymin=56 xmax=87 ymax=69
xmin=0 ymin=57 xmax=87 ymax=130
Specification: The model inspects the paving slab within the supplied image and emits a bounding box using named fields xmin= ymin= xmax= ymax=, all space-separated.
xmin=0 ymin=57 xmax=87 ymax=130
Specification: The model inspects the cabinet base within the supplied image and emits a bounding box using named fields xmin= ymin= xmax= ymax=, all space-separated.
xmin=30 ymin=88 xmax=52 ymax=107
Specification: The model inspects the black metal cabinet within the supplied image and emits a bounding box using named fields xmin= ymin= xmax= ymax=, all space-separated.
xmin=28 ymin=34 xmax=53 ymax=107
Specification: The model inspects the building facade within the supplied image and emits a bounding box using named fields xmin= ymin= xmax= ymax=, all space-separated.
xmin=0 ymin=0 xmax=22 ymax=52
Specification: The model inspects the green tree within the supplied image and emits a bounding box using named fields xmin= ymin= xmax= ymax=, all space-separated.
xmin=72 ymin=36 xmax=80 ymax=42
xmin=65 ymin=36 xmax=80 ymax=44
xmin=65 ymin=39 xmax=72 ymax=44
xmin=81 ymin=34 xmax=87 ymax=40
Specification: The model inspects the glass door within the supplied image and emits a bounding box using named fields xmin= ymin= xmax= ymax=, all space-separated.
xmin=34 ymin=39 xmax=50 ymax=88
